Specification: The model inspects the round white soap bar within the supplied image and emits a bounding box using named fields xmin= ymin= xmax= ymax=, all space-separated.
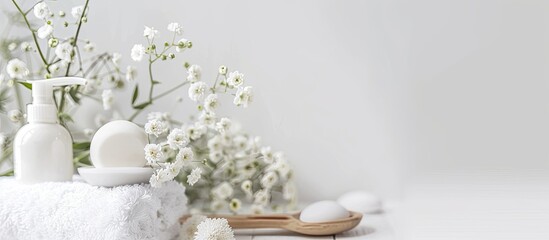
xmin=299 ymin=200 xmax=349 ymax=223
xmin=337 ymin=191 xmax=382 ymax=214
xmin=90 ymin=120 xmax=148 ymax=168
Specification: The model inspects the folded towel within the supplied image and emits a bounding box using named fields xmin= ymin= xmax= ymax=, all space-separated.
xmin=0 ymin=177 xmax=187 ymax=240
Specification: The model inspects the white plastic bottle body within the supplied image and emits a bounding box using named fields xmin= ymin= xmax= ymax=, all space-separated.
xmin=13 ymin=123 xmax=73 ymax=183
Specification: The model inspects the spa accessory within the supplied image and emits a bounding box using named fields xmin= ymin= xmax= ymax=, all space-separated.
xmin=188 ymin=201 xmax=362 ymax=236
xmin=77 ymin=167 xmax=153 ymax=187
xmin=89 ymin=120 xmax=148 ymax=168
xmin=337 ymin=190 xmax=382 ymax=214
xmin=0 ymin=178 xmax=187 ymax=239
xmin=78 ymin=120 xmax=151 ymax=187
xmin=13 ymin=77 xmax=86 ymax=184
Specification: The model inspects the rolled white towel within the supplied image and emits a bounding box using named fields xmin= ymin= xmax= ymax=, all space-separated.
xmin=0 ymin=177 xmax=187 ymax=240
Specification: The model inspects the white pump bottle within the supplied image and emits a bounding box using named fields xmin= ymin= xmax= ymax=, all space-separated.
xmin=14 ymin=77 xmax=86 ymax=183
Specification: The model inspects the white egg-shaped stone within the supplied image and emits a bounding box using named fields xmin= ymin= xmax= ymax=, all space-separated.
xmin=337 ymin=191 xmax=382 ymax=214
xmin=299 ymin=200 xmax=349 ymax=223
xmin=90 ymin=120 xmax=147 ymax=168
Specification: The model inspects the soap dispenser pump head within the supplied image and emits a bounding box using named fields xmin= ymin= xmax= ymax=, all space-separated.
xmin=27 ymin=77 xmax=87 ymax=123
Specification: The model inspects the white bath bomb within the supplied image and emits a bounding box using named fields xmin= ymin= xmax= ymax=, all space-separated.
xmin=337 ymin=191 xmax=382 ymax=214
xmin=90 ymin=120 xmax=148 ymax=167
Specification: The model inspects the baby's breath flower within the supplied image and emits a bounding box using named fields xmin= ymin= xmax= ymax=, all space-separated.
xmin=200 ymin=111 xmax=216 ymax=126
xmin=176 ymin=147 xmax=194 ymax=164
xmin=84 ymin=42 xmax=95 ymax=52
xmin=188 ymin=81 xmax=207 ymax=102
xmin=131 ymin=44 xmax=145 ymax=62
xmin=194 ymin=218 xmax=235 ymax=240
xmin=37 ymin=23 xmax=53 ymax=39
xmin=20 ymin=42 xmax=31 ymax=52
xmin=260 ymin=171 xmax=279 ymax=189
xmin=8 ymin=109 xmax=23 ymax=123
xmin=229 ymin=198 xmax=242 ymax=212
xmin=219 ymin=65 xmax=228 ymax=75
xmin=48 ymin=38 xmax=59 ymax=48
xmin=125 ymin=66 xmax=136 ymax=82
xmin=203 ymin=94 xmax=218 ymax=113
xmin=58 ymin=11 xmax=66 ymax=17
xmin=167 ymin=128 xmax=189 ymax=150
xmin=83 ymin=128 xmax=94 ymax=138
xmin=187 ymin=167 xmax=202 ymax=186
xmin=226 ymin=71 xmax=244 ymax=88
xmin=101 ymin=89 xmax=114 ymax=110
xmin=180 ymin=215 xmax=207 ymax=240
xmin=241 ymin=180 xmax=252 ymax=196
xmin=186 ymin=65 xmax=201 ymax=83
xmin=33 ymin=2 xmax=50 ymax=19
xmin=207 ymin=135 xmax=223 ymax=152
xmin=111 ymin=52 xmax=121 ymax=65
xmin=167 ymin=22 xmax=182 ymax=35
xmin=7 ymin=43 xmax=16 ymax=51
xmin=144 ymin=119 xmax=168 ymax=137
xmin=176 ymin=38 xmax=190 ymax=52
xmin=210 ymin=200 xmax=225 ymax=212
xmin=166 ymin=162 xmax=182 ymax=179
xmin=55 ymin=42 xmax=73 ymax=62
xmin=251 ymin=204 xmax=264 ymax=214
xmin=261 ymin=146 xmax=274 ymax=164
xmin=208 ymin=151 xmax=223 ymax=164
xmin=212 ymin=182 xmax=234 ymax=200
xmin=253 ymin=190 xmax=270 ymax=206
xmin=71 ymin=5 xmax=85 ymax=19
xmin=186 ymin=123 xmax=207 ymax=140
xmin=215 ymin=118 xmax=232 ymax=133
xmin=6 ymin=59 xmax=29 ymax=79
xmin=233 ymin=86 xmax=253 ymax=108
xmin=143 ymin=26 xmax=158 ymax=40
xmin=144 ymin=143 xmax=163 ymax=165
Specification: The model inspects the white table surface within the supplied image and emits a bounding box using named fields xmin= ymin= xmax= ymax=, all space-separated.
xmin=233 ymin=213 xmax=396 ymax=240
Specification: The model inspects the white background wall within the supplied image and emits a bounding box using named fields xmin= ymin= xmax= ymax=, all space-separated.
xmin=2 ymin=0 xmax=549 ymax=206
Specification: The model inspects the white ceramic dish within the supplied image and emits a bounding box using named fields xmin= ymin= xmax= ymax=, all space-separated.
xmin=77 ymin=167 xmax=153 ymax=187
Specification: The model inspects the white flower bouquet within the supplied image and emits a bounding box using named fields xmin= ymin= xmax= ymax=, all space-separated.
xmin=0 ymin=0 xmax=297 ymax=214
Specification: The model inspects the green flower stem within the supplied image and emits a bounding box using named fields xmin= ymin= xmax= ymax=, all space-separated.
xmin=11 ymin=0 xmax=50 ymax=73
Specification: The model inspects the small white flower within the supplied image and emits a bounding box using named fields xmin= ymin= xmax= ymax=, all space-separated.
xmin=34 ymin=2 xmax=50 ymax=19
xmin=8 ymin=109 xmax=23 ymax=123
xmin=194 ymin=218 xmax=235 ymax=240
xmin=176 ymin=147 xmax=194 ymax=165
xmin=207 ymin=136 xmax=223 ymax=152
xmin=188 ymin=81 xmax=208 ymax=102
xmin=199 ymin=111 xmax=216 ymax=126
xmin=71 ymin=5 xmax=85 ymax=19
xmin=186 ymin=65 xmax=201 ymax=83
xmin=187 ymin=167 xmax=202 ymax=186
xmin=233 ymin=86 xmax=253 ymax=107
xmin=186 ymin=123 xmax=206 ymax=140
xmin=226 ymin=71 xmax=244 ymax=88
xmin=176 ymin=38 xmax=190 ymax=52
xmin=143 ymin=26 xmax=158 ymax=40
xmin=212 ymin=182 xmax=233 ymax=200
xmin=233 ymin=135 xmax=248 ymax=150
xmin=7 ymin=43 xmax=17 ymax=51
xmin=131 ymin=44 xmax=145 ymax=62
xmin=180 ymin=215 xmax=207 ymax=240
xmin=101 ymin=89 xmax=114 ymax=110
xmin=215 ymin=118 xmax=232 ymax=133
xmin=125 ymin=66 xmax=136 ymax=82
xmin=167 ymin=22 xmax=182 ymax=35
xmin=218 ymin=65 xmax=228 ymax=75
xmin=166 ymin=162 xmax=182 ymax=179
xmin=203 ymin=94 xmax=218 ymax=112
xmin=20 ymin=42 xmax=31 ymax=52
xmin=48 ymin=63 xmax=60 ymax=73
xmin=261 ymin=147 xmax=274 ymax=164
xmin=241 ymin=180 xmax=253 ymax=196
xmin=268 ymin=156 xmax=292 ymax=179
xmin=55 ymin=42 xmax=73 ymax=62
xmin=229 ymin=198 xmax=242 ymax=212
xmin=150 ymin=168 xmax=171 ymax=187
xmin=111 ymin=52 xmax=121 ymax=65
xmin=251 ymin=204 xmax=264 ymax=214
xmin=260 ymin=171 xmax=279 ymax=189
xmin=253 ymin=190 xmax=270 ymax=206
xmin=144 ymin=119 xmax=168 ymax=137
xmin=144 ymin=144 xmax=163 ymax=165
xmin=167 ymin=128 xmax=189 ymax=149
xmin=208 ymin=151 xmax=223 ymax=164
xmin=210 ymin=200 xmax=226 ymax=212
xmin=83 ymin=128 xmax=94 ymax=138
xmin=84 ymin=42 xmax=95 ymax=52
xmin=6 ymin=59 xmax=29 ymax=79
xmin=37 ymin=23 xmax=53 ymax=39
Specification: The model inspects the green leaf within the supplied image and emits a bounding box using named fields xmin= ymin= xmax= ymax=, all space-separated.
xmin=18 ymin=81 xmax=32 ymax=90
xmin=73 ymin=142 xmax=91 ymax=150
xmin=58 ymin=112 xmax=74 ymax=123
xmin=69 ymin=87 xmax=81 ymax=104
xmin=132 ymin=102 xmax=150 ymax=110
xmin=131 ymin=85 xmax=139 ymax=104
